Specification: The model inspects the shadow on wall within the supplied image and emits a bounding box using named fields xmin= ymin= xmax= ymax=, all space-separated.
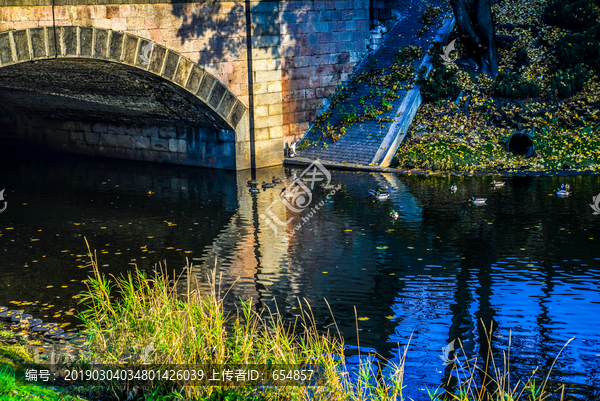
xmin=169 ymin=1 xmax=281 ymax=66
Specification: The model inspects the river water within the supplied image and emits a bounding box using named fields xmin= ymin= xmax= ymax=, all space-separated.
xmin=0 ymin=148 xmax=599 ymax=399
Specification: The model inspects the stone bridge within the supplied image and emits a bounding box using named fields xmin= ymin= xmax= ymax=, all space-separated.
xmin=0 ymin=1 xmax=401 ymax=170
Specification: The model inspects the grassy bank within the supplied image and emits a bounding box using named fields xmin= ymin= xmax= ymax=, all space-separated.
xmin=0 ymin=343 xmax=88 ymax=401
xmin=394 ymin=0 xmax=600 ymax=172
xmin=1 ymin=247 xmax=572 ymax=400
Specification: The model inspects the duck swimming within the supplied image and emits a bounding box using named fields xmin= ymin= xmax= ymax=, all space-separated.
xmin=556 ymin=188 xmax=571 ymax=197
xmin=491 ymin=180 xmax=505 ymax=188
xmin=262 ymin=181 xmax=277 ymax=189
xmin=469 ymin=197 xmax=487 ymax=205
xmin=390 ymin=210 xmax=399 ymax=220
xmin=450 ymin=185 xmax=457 ymax=192
xmin=247 ymin=178 xmax=259 ymax=186
xmin=374 ymin=192 xmax=389 ymax=200
xmin=249 ymin=186 xmax=260 ymax=194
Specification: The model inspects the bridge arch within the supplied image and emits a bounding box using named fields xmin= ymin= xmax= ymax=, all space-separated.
xmin=0 ymin=26 xmax=247 ymax=131
xmin=0 ymin=26 xmax=253 ymax=170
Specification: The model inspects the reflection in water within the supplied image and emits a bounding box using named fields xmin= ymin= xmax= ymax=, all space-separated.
xmin=1 ymin=148 xmax=600 ymax=399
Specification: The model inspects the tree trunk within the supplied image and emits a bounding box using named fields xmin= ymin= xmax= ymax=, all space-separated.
xmin=449 ymin=0 xmax=499 ymax=77
xmin=475 ymin=0 xmax=499 ymax=77
xmin=449 ymin=0 xmax=481 ymax=48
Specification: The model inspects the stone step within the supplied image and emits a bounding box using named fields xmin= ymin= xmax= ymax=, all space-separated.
xmin=292 ymin=0 xmax=455 ymax=168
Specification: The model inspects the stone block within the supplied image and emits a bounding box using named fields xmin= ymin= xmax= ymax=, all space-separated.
xmin=149 ymin=44 xmax=166 ymax=74
xmin=108 ymin=31 xmax=123 ymax=61
xmin=217 ymin=90 xmax=236 ymax=119
xmin=80 ymin=27 xmax=93 ymax=57
xmin=254 ymin=137 xmax=284 ymax=168
xmin=93 ymin=28 xmax=108 ymax=59
xmin=254 ymin=70 xmax=281 ymax=84
xmin=151 ymin=137 xmax=168 ymax=151
xmin=100 ymin=133 xmax=116 ymax=147
xmin=107 ymin=124 xmax=125 ymax=135
xmin=159 ymin=126 xmax=177 ymax=139
xmin=173 ymin=56 xmax=192 ymax=87
xmin=208 ymin=81 xmax=227 ymax=110
xmin=116 ymin=135 xmax=133 ymax=148
xmin=0 ymin=32 xmax=14 ymax=66
xmin=197 ymin=73 xmax=216 ymax=102
xmin=92 ymin=122 xmax=107 ymax=133
xmin=141 ymin=126 xmax=159 ymax=137
xmin=269 ymin=126 xmax=283 ymax=139
xmin=255 ymin=127 xmax=270 ymax=141
xmin=30 ymin=27 xmax=46 ymax=59
xmin=86 ymin=132 xmax=100 ymax=145
xmin=13 ymin=30 xmax=30 ymax=61
xmin=69 ymin=131 xmax=84 ymax=144
xmin=169 ymin=138 xmax=187 ymax=153
xmin=229 ymin=100 xmax=247 ymax=129
xmin=162 ymin=50 xmax=179 ymax=80
xmin=254 ymin=92 xmax=281 ymax=106
xmin=186 ymin=65 xmax=205 ymax=94
xmin=61 ymin=26 xmax=78 ymax=56
xmin=123 ymin=34 xmax=138 ymax=65
xmin=132 ymin=136 xmax=150 ymax=149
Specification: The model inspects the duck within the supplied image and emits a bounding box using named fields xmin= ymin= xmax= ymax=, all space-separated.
xmin=469 ymin=197 xmax=487 ymax=205
xmin=374 ymin=192 xmax=389 ymax=200
xmin=249 ymin=186 xmax=260 ymax=194
xmin=561 ymin=183 xmax=571 ymax=191
xmin=368 ymin=187 xmax=383 ymax=195
xmin=262 ymin=181 xmax=277 ymax=189
xmin=389 ymin=210 xmax=399 ymax=220
xmin=491 ymin=180 xmax=505 ymax=188
xmin=556 ymin=188 xmax=571 ymax=197
xmin=247 ymin=178 xmax=259 ymax=186
xmin=450 ymin=185 xmax=457 ymax=193
xmin=272 ymin=177 xmax=283 ymax=184
xmin=320 ymin=183 xmax=335 ymax=190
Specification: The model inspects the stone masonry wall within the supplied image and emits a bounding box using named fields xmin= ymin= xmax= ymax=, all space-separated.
xmin=1 ymin=115 xmax=238 ymax=170
xmin=0 ymin=1 xmax=375 ymax=165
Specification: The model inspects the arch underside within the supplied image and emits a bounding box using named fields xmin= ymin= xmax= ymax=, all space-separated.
xmin=0 ymin=26 xmax=247 ymax=131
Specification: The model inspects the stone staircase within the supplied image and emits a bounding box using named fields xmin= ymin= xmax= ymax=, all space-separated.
xmin=289 ymin=0 xmax=455 ymax=169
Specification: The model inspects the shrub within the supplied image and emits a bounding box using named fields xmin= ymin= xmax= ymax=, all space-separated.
xmin=543 ymin=0 xmax=598 ymax=30
xmin=416 ymin=42 xmax=461 ymax=101
xmin=491 ymin=71 xmax=541 ymax=98
xmin=555 ymin=24 xmax=600 ymax=72
xmin=549 ymin=65 xmax=591 ymax=97
xmin=417 ymin=64 xmax=461 ymax=101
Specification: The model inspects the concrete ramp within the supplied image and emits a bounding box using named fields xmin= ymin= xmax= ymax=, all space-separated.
xmin=293 ymin=0 xmax=455 ymax=168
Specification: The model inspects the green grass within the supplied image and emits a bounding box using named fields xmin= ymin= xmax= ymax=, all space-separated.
xmin=0 ymin=343 xmax=89 ymax=401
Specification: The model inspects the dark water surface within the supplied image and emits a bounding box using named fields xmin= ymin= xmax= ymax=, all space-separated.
xmin=1 ymin=148 xmax=600 ymax=399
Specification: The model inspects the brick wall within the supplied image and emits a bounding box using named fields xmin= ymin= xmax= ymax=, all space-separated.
xmin=279 ymin=1 xmax=371 ymax=145
xmin=1 ymin=115 xmax=239 ymax=170
xmin=0 ymin=1 xmax=377 ymax=165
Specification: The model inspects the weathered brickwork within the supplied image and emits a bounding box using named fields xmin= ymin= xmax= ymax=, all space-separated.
xmin=0 ymin=1 xmax=385 ymax=169
xmin=2 ymin=115 xmax=241 ymax=169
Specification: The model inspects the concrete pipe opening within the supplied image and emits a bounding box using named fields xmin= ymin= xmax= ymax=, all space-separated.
xmin=507 ymin=132 xmax=535 ymax=157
